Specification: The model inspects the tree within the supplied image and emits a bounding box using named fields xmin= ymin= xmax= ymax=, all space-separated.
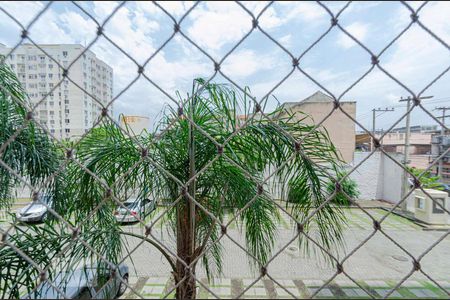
xmin=1 ymin=76 xmax=349 ymax=299
xmin=0 ymin=60 xmax=120 ymax=299
xmin=326 ymin=169 xmax=360 ymax=205
xmin=63 ymin=79 xmax=348 ymax=299
xmin=0 ymin=57 xmax=60 ymax=208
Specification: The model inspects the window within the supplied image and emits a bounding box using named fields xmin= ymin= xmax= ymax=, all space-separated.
xmin=10 ymin=64 xmax=15 ymax=69
xmin=49 ymin=83 xmax=54 ymax=88
xmin=65 ymin=119 xmax=70 ymax=124
xmin=50 ymin=111 xmax=54 ymax=115
xmin=65 ymin=128 xmax=70 ymax=133
xmin=432 ymin=198 xmax=446 ymax=214
xmin=415 ymin=196 xmax=425 ymax=210
xmin=49 ymin=101 xmax=54 ymax=106
xmin=49 ymin=64 xmax=53 ymax=69
xmin=65 ymin=109 xmax=70 ymax=114
xmin=50 ymin=120 xmax=55 ymax=124
xmin=62 ymin=51 xmax=68 ymax=57
xmin=64 ymin=99 xmax=69 ymax=104
xmin=50 ymin=129 xmax=55 ymax=134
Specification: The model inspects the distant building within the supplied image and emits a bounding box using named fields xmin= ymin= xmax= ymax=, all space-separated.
xmin=390 ymin=125 xmax=438 ymax=133
xmin=119 ymin=115 xmax=149 ymax=136
xmin=355 ymin=125 xmax=440 ymax=170
xmin=279 ymin=91 xmax=356 ymax=163
xmin=380 ymin=132 xmax=432 ymax=169
xmin=0 ymin=43 xmax=113 ymax=141
xmin=431 ymin=133 xmax=450 ymax=183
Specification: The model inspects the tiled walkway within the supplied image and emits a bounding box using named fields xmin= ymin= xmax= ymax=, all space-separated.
xmin=123 ymin=276 xmax=450 ymax=299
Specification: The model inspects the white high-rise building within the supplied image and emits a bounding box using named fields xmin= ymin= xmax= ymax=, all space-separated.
xmin=0 ymin=43 xmax=113 ymax=141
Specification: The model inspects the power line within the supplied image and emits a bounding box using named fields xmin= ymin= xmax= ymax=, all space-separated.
xmin=371 ymin=107 xmax=395 ymax=151
xmin=356 ymin=97 xmax=450 ymax=123
xmin=398 ymin=95 xmax=433 ymax=212
xmin=357 ymin=96 xmax=450 ymax=119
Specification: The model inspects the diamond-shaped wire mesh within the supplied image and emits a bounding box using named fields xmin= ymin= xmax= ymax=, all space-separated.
xmin=0 ymin=1 xmax=449 ymax=299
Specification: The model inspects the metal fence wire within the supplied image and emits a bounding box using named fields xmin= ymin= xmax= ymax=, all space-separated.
xmin=0 ymin=1 xmax=449 ymax=299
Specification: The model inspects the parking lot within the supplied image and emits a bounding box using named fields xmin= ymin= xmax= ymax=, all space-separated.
xmin=2 ymin=201 xmax=450 ymax=298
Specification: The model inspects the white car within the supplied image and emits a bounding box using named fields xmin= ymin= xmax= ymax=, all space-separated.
xmin=16 ymin=195 xmax=53 ymax=223
xmin=114 ymin=198 xmax=156 ymax=223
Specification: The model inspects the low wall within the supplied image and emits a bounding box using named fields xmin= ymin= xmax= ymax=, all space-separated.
xmin=348 ymin=151 xmax=403 ymax=203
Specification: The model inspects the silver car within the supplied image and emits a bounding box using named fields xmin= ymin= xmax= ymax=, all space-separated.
xmin=16 ymin=195 xmax=53 ymax=223
xmin=23 ymin=263 xmax=129 ymax=299
xmin=114 ymin=198 xmax=156 ymax=224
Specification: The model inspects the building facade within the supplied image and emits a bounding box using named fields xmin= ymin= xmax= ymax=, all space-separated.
xmin=279 ymin=91 xmax=356 ymax=163
xmin=119 ymin=115 xmax=150 ymax=136
xmin=0 ymin=43 xmax=113 ymax=140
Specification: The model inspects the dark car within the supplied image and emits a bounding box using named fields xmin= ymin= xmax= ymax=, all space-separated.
xmin=23 ymin=264 xmax=129 ymax=299
xmin=438 ymin=183 xmax=450 ymax=195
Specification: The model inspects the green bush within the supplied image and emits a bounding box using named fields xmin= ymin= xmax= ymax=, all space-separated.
xmin=326 ymin=171 xmax=360 ymax=205
xmin=407 ymin=167 xmax=443 ymax=190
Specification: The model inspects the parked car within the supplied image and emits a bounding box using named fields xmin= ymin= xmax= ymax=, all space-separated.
xmin=114 ymin=198 xmax=156 ymax=223
xmin=16 ymin=194 xmax=53 ymax=223
xmin=23 ymin=263 xmax=129 ymax=299
xmin=438 ymin=183 xmax=450 ymax=196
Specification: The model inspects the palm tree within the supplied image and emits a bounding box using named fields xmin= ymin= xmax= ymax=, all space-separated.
xmin=62 ymin=79 xmax=348 ymax=299
xmin=0 ymin=60 xmax=121 ymax=299
xmin=1 ymin=73 xmax=348 ymax=299
xmin=0 ymin=57 xmax=61 ymax=208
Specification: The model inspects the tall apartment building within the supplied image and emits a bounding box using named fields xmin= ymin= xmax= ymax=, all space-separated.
xmin=0 ymin=43 xmax=113 ymax=140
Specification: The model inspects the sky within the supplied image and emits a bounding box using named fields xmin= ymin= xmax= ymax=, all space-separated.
xmin=0 ymin=1 xmax=449 ymax=132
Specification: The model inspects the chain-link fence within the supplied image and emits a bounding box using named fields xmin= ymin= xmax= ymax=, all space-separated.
xmin=0 ymin=1 xmax=449 ymax=299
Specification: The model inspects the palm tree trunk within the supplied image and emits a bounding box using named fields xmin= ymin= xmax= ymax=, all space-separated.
xmin=176 ymin=96 xmax=197 ymax=299
xmin=175 ymin=201 xmax=196 ymax=299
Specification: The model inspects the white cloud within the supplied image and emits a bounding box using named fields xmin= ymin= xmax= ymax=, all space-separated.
xmin=0 ymin=1 xmax=44 ymax=25
xmin=221 ymin=49 xmax=276 ymax=78
xmin=336 ymin=22 xmax=370 ymax=49
xmin=279 ymin=34 xmax=292 ymax=47
xmin=1 ymin=1 xmax=449 ymax=130
xmin=187 ymin=2 xmax=252 ymax=54
xmin=281 ymin=2 xmax=327 ymax=23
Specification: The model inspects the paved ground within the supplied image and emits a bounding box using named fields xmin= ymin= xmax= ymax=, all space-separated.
xmin=3 ymin=202 xmax=450 ymax=298
xmin=120 ymin=276 xmax=450 ymax=299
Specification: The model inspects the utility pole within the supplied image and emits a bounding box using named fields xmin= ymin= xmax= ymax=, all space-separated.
xmin=399 ymin=95 xmax=433 ymax=211
xmin=371 ymin=107 xmax=395 ymax=151
xmin=434 ymin=106 xmax=450 ymax=177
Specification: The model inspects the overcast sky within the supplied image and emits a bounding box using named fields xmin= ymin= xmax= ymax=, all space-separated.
xmin=1 ymin=1 xmax=449 ymax=132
